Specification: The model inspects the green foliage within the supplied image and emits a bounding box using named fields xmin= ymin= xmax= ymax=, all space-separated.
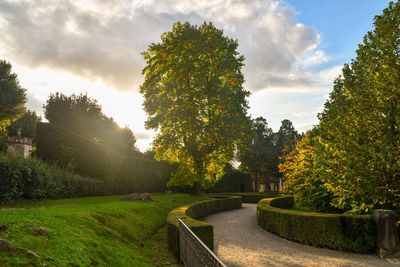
xmin=6 ymin=110 xmax=41 ymax=141
xmin=140 ymin=21 xmax=251 ymax=190
xmin=279 ymin=129 xmax=338 ymax=212
xmin=0 ymin=194 xmax=202 ymax=266
xmin=278 ymin=2 xmax=400 ymax=214
xmin=0 ymin=60 xmax=26 ymax=127
xmin=208 ymin=164 xmax=252 ymax=193
xmin=239 ymin=117 xmax=275 ymax=190
xmin=0 ymin=129 xmax=7 ymax=152
xmin=0 ymin=152 xmax=104 ymax=201
xmin=257 ymin=196 xmax=376 ymax=253
xmin=239 ymin=117 xmax=299 ymax=191
xmin=167 ymin=196 xmax=242 ymax=258
xmin=36 ymin=123 xmax=175 ymax=194
xmin=275 ymin=119 xmax=300 ymax=174
xmin=38 ymin=93 xmax=174 ymax=194
xmin=315 ymin=1 xmax=400 ymax=213
xmin=44 ymin=93 xmax=136 ymax=155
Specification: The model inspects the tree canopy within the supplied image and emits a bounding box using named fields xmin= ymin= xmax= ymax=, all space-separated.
xmin=44 ymin=93 xmax=136 ymax=155
xmin=0 ymin=60 xmax=26 ymax=127
xmin=316 ymin=1 xmax=400 ymax=213
xmin=280 ymin=1 xmax=400 ymax=213
xmin=239 ymin=117 xmax=299 ymax=191
xmin=140 ymin=21 xmax=251 ymax=191
xmin=7 ymin=110 xmax=41 ymax=141
xmin=239 ymin=117 xmax=274 ymax=191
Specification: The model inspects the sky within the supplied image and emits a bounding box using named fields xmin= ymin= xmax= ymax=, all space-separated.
xmin=0 ymin=0 xmax=392 ymax=151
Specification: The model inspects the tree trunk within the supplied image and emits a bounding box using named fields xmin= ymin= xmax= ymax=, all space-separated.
xmin=265 ymin=176 xmax=270 ymax=192
xmin=192 ymin=182 xmax=205 ymax=196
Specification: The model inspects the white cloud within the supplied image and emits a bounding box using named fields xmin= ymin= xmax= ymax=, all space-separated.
xmin=0 ymin=0 xmax=327 ymax=93
xmin=135 ymin=132 xmax=151 ymax=140
xmin=301 ymin=50 xmax=329 ymax=67
xmin=314 ymin=65 xmax=343 ymax=86
xmin=0 ymin=0 xmax=346 ymax=149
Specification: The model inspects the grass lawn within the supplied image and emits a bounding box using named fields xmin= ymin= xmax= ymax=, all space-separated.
xmin=0 ymin=194 xmax=203 ymax=266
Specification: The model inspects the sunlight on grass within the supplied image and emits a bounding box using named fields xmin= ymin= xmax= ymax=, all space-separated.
xmin=0 ymin=194 xmax=202 ymax=266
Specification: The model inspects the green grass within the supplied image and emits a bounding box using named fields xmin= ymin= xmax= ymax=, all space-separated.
xmin=0 ymin=194 xmax=203 ymax=266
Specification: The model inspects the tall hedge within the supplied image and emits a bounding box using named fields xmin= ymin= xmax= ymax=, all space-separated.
xmin=257 ymin=196 xmax=376 ymax=253
xmin=0 ymin=153 xmax=104 ymax=200
xmin=36 ymin=123 xmax=175 ymax=194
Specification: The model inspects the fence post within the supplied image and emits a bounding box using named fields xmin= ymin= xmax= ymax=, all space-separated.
xmin=372 ymin=209 xmax=400 ymax=257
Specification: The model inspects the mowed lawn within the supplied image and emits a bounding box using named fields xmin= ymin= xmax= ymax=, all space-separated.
xmin=0 ymin=194 xmax=203 ymax=266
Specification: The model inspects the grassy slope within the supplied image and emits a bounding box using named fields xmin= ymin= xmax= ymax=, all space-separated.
xmin=0 ymin=194 xmax=203 ymax=266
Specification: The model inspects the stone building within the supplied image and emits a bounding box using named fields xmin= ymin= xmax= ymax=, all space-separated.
xmin=7 ymin=136 xmax=33 ymax=158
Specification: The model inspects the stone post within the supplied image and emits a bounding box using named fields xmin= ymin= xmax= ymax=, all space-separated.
xmin=372 ymin=209 xmax=400 ymax=257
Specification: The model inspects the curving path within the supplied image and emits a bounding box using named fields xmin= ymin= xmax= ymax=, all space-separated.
xmin=204 ymin=204 xmax=393 ymax=267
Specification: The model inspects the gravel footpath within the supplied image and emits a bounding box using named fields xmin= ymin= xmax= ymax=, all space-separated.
xmin=204 ymin=203 xmax=393 ymax=267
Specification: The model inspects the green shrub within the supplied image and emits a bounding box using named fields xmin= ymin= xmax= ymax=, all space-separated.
xmin=167 ymin=196 xmax=242 ymax=258
xmin=257 ymin=196 xmax=376 ymax=253
xmin=0 ymin=153 xmax=104 ymax=200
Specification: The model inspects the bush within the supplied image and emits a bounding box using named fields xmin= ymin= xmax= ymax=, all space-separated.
xmin=257 ymin=196 xmax=376 ymax=253
xmin=0 ymin=153 xmax=104 ymax=200
xmin=167 ymin=196 xmax=242 ymax=258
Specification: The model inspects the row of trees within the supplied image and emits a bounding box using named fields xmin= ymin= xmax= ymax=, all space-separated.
xmin=239 ymin=117 xmax=299 ymax=191
xmin=280 ymin=1 xmax=400 ymax=214
xmin=1 ymin=20 xmax=297 ymax=196
xmin=0 ymin=59 xmax=176 ymax=194
xmin=36 ymin=93 xmax=176 ymax=193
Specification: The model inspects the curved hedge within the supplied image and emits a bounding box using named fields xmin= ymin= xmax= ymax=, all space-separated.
xmin=257 ymin=196 xmax=376 ymax=253
xmin=167 ymin=196 xmax=242 ymax=258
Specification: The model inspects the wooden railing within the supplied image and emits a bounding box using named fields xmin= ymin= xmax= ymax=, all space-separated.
xmin=178 ymin=219 xmax=227 ymax=267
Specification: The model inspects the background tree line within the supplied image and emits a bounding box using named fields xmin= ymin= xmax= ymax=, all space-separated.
xmin=36 ymin=92 xmax=177 ymax=194
xmin=0 ymin=59 xmax=177 ymax=198
xmin=239 ymin=117 xmax=300 ymax=192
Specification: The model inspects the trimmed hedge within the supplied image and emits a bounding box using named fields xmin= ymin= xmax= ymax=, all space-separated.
xmin=167 ymin=196 xmax=242 ymax=258
xmin=257 ymin=196 xmax=377 ymax=253
xmin=0 ymin=153 xmax=104 ymax=200
xmin=209 ymin=192 xmax=280 ymax=203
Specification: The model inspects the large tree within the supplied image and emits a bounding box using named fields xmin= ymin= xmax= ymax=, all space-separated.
xmin=274 ymin=119 xmax=300 ymax=181
xmin=44 ymin=93 xmax=136 ymax=154
xmin=279 ymin=127 xmax=336 ymax=212
xmin=239 ymin=117 xmax=275 ymax=191
xmin=315 ymin=1 xmax=400 ymax=213
xmin=0 ymin=60 xmax=26 ymax=127
xmin=140 ymin=22 xmax=251 ymax=193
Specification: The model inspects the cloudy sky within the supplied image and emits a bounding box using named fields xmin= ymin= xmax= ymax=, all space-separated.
xmin=0 ymin=0 xmax=391 ymax=151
